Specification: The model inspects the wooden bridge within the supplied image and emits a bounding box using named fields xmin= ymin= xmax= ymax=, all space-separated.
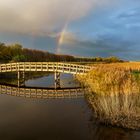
xmin=0 ymin=62 xmax=92 ymax=74
xmin=0 ymin=85 xmax=84 ymax=99
xmin=0 ymin=62 xmax=93 ymax=88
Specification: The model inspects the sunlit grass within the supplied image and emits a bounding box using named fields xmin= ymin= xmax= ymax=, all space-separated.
xmin=77 ymin=64 xmax=140 ymax=129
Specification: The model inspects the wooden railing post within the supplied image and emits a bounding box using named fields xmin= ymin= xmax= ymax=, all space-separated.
xmin=22 ymin=71 xmax=25 ymax=87
xmin=54 ymin=72 xmax=61 ymax=89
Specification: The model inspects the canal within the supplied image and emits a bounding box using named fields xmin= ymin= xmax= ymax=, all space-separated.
xmin=0 ymin=74 xmax=139 ymax=140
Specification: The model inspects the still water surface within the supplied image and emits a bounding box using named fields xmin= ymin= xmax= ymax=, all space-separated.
xmin=0 ymin=74 xmax=139 ymax=140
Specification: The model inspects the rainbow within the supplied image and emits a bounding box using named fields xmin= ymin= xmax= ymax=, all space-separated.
xmin=56 ymin=0 xmax=81 ymax=54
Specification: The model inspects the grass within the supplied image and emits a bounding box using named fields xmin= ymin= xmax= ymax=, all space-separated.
xmin=77 ymin=64 xmax=140 ymax=130
xmin=92 ymin=62 xmax=140 ymax=71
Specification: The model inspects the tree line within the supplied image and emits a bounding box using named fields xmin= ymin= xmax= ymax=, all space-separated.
xmin=0 ymin=42 xmax=123 ymax=63
xmin=0 ymin=42 xmax=75 ymax=63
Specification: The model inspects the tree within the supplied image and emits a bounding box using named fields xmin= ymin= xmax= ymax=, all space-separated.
xmin=9 ymin=44 xmax=23 ymax=56
xmin=12 ymin=55 xmax=26 ymax=62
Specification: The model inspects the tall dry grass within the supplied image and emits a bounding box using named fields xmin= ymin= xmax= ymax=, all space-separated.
xmin=92 ymin=62 xmax=140 ymax=71
xmin=77 ymin=65 xmax=140 ymax=129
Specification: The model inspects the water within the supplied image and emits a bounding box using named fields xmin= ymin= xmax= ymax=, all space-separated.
xmin=25 ymin=73 xmax=80 ymax=88
xmin=0 ymin=74 xmax=140 ymax=140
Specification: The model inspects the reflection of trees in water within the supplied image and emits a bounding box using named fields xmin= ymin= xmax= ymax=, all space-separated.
xmin=88 ymin=117 xmax=139 ymax=140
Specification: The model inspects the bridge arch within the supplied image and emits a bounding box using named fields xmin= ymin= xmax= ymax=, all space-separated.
xmin=0 ymin=62 xmax=93 ymax=88
xmin=0 ymin=62 xmax=92 ymax=74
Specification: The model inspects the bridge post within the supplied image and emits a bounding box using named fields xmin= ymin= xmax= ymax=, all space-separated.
xmin=22 ymin=71 xmax=25 ymax=86
xmin=17 ymin=71 xmax=20 ymax=87
xmin=54 ymin=72 xmax=60 ymax=89
xmin=17 ymin=71 xmax=25 ymax=87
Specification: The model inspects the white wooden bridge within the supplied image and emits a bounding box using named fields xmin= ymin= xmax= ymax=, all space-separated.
xmin=0 ymin=62 xmax=93 ymax=88
xmin=0 ymin=62 xmax=92 ymax=74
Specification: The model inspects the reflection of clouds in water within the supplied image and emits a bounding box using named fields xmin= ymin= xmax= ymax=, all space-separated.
xmin=25 ymin=74 xmax=54 ymax=87
xmin=26 ymin=74 xmax=80 ymax=88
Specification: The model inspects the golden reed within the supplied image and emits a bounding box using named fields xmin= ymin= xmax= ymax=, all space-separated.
xmin=77 ymin=64 xmax=140 ymax=129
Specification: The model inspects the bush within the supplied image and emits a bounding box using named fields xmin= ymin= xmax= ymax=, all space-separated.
xmin=12 ymin=55 xmax=27 ymax=62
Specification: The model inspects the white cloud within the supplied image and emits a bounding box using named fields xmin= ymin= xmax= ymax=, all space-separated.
xmin=0 ymin=0 xmax=117 ymax=36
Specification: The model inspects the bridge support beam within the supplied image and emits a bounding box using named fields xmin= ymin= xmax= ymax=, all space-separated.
xmin=17 ymin=71 xmax=25 ymax=87
xmin=54 ymin=72 xmax=60 ymax=89
xmin=17 ymin=71 xmax=20 ymax=87
xmin=22 ymin=71 xmax=25 ymax=87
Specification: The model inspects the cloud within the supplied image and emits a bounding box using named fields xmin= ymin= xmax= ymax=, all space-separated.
xmin=0 ymin=0 xmax=116 ymax=36
xmin=0 ymin=0 xmax=92 ymax=35
xmin=59 ymin=34 xmax=140 ymax=60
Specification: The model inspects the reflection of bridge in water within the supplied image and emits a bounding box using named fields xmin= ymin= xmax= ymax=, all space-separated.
xmin=0 ymin=62 xmax=93 ymax=88
xmin=0 ymin=85 xmax=85 ymax=99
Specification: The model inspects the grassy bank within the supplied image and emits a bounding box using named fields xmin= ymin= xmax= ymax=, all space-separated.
xmin=77 ymin=64 xmax=140 ymax=130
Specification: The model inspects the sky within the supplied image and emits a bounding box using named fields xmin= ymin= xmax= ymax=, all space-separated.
xmin=0 ymin=0 xmax=140 ymax=60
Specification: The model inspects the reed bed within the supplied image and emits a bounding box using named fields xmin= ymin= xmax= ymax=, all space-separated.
xmin=92 ymin=62 xmax=140 ymax=71
xmin=77 ymin=64 xmax=140 ymax=129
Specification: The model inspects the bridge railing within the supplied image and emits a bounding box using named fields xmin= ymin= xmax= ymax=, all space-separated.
xmin=0 ymin=62 xmax=93 ymax=74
